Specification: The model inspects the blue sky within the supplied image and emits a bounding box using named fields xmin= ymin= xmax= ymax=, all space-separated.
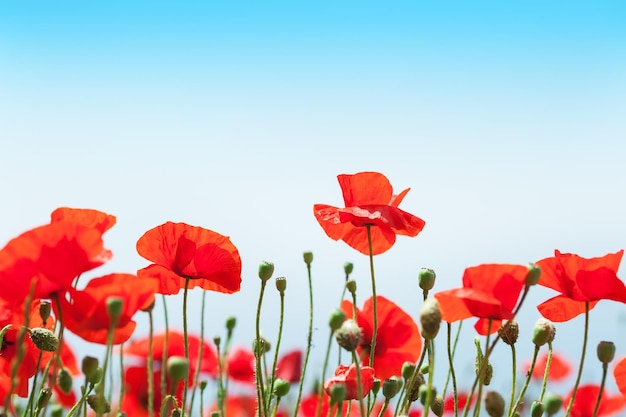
xmin=1 ymin=0 xmax=626 ymax=396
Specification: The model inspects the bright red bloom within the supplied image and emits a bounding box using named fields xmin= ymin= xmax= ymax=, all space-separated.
xmin=57 ymin=273 xmax=158 ymax=344
xmin=314 ymin=172 xmax=426 ymax=255
xmin=443 ymin=393 xmax=474 ymax=415
xmin=299 ymin=395 xmax=389 ymax=417
xmin=324 ymin=364 xmax=375 ymax=400
xmin=434 ymin=264 xmax=528 ymax=335
xmin=136 ymin=222 xmax=242 ymax=295
xmin=227 ymin=347 xmax=256 ymax=384
xmin=50 ymin=207 xmax=117 ymax=234
xmin=121 ymin=365 xmax=185 ymax=417
xmin=276 ymin=349 xmax=303 ymax=383
xmin=536 ymin=250 xmax=625 ymax=322
xmin=565 ymin=384 xmax=626 ymax=417
xmin=526 ymin=351 xmax=571 ymax=382
xmin=342 ymin=296 xmax=421 ymax=379
xmin=614 ymin=357 xmax=626 ymax=397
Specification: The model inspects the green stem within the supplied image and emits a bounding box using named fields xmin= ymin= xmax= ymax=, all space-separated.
xmin=161 ymin=294 xmax=170 ymax=403
xmin=472 ymin=320 xmax=492 ymax=417
xmin=148 ymin=309 xmax=155 ymax=417
xmin=507 ymin=345 xmax=517 ymax=417
xmin=268 ymin=290 xmax=286 ymax=413
xmin=538 ymin=342 xmax=553 ymax=402
xmin=377 ymin=399 xmax=390 ymax=417
xmin=563 ymin=302 xmax=590 ymax=417
xmin=119 ymin=343 xmax=125 ymax=413
xmin=592 ymin=363 xmax=608 ymax=417
xmin=189 ymin=290 xmax=207 ymax=415
xmin=509 ymin=345 xmax=540 ymax=417
xmin=294 ymin=263 xmax=314 ymax=417
xmin=315 ymin=332 xmax=336 ymax=417
xmin=365 ymin=225 xmax=378 ymax=369
xmin=23 ymin=350 xmax=44 ymax=417
xmin=424 ymin=340 xmax=435 ymax=417
xmin=351 ymin=351 xmax=367 ymax=417
xmin=445 ymin=322 xmax=459 ymax=417
xmin=255 ymin=280 xmax=268 ymax=417
xmin=182 ymin=276 xmax=191 ymax=417
xmin=65 ymin=384 xmax=95 ymax=417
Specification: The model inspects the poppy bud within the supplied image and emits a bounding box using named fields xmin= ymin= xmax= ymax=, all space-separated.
xmin=597 ymin=341 xmax=616 ymax=364
xmin=383 ymin=377 xmax=400 ymax=399
xmin=329 ymin=383 xmax=346 ymax=403
xmin=253 ymin=337 xmax=271 ymax=356
xmin=402 ymin=362 xmax=416 ymax=380
xmin=346 ymin=279 xmax=357 ymax=295
xmin=420 ymin=298 xmax=441 ymax=340
xmin=420 ymin=363 xmax=430 ymax=375
xmin=273 ymin=378 xmax=291 ymax=397
xmin=484 ymin=391 xmax=505 ymax=417
xmin=406 ymin=372 xmax=425 ymax=402
xmin=82 ymin=356 xmax=99 ymax=380
xmin=87 ymin=394 xmax=111 ymax=414
xmin=372 ymin=378 xmax=381 ymax=395
xmin=328 ymin=309 xmax=346 ymax=331
xmin=258 ymin=261 xmax=275 ymax=282
xmin=335 ymin=319 xmax=362 ymax=352
xmin=498 ymin=320 xmax=519 ymax=346
xmin=171 ymin=410 xmax=182 ymax=417
xmin=303 ymin=251 xmax=313 ymax=265
xmin=275 ymin=277 xmax=287 ymax=294
xmin=431 ymin=394 xmax=444 ymax=417
xmin=526 ymin=263 xmax=541 ymax=286
xmin=213 ymin=336 xmax=221 ymax=347
xmin=225 ymin=316 xmax=237 ymax=331
xmin=344 ymin=262 xmax=354 ymax=276
xmin=106 ymin=297 xmax=123 ymax=322
xmin=418 ymin=385 xmax=436 ymax=406
xmin=532 ymin=318 xmax=556 ymax=346
xmin=37 ymin=388 xmax=52 ymax=409
xmin=29 ymin=328 xmax=58 ymax=352
xmin=50 ymin=405 xmax=63 ymax=417
xmin=167 ymin=356 xmax=189 ymax=383
xmin=39 ymin=301 xmax=51 ymax=323
xmin=418 ymin=268 xmax=436 ymax=292
xmin=543 ymin=392 xmax=562 ymax=416
xmin=57 ymin=368 xmax=73 ymax=394
xmin=531 ymin=401 xmax=544 ymax=417
xmin=200 ymin=380 xmax=208 ymax=390
xmin=210 ymin=412 xmax=220 ymax=417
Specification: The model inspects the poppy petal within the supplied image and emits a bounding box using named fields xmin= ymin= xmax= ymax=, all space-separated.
xmin=338 ymin=172 xmax=393 ymax=206
xmin=537 ymin=295 xmax=599 ymax=322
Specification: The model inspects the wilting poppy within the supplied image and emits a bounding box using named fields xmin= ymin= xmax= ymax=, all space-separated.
xmin=526 ymin=351 xmax=571 ymax=382
xmin=565 ymin=384 xmax=626 ymax=417
xmin=536 ymin=250 xmax=626 ymax=322
xmin=50 ymin=207 xmax=117 ymax=234
xmin=342 ymin=296 xmax=421 ymax=379
xmin=57 ymin=273 xmax=158 ymax=345
xmin=136 ymin=222 xmax=242 ymax=295
xmin=434 ymin=264 xmax=528 ymax=335
xmin=314 ymin=172 xmax=426 ymax=255
xmin=324 ymin=364 xmax=375 ymax=400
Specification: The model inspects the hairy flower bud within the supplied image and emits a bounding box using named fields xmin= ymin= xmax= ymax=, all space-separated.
xmin=344 ymin=262 xmax=354 ymax=276
xmin=258 ymin=261 xmax=275 ymax=282
xmin=597 ymin=341 xmax=616 ymax=364
xmin=406 ymin=373 xmax=426 ymax=403
xmin=418 ymin=268 xmax=436 ymax=292
xmin=431 ymin=394 xmax=444 ymax=417
xmin=167 ymin=356 xmax=189 ymax=383
xmin=29 ymin=328 xmax=58 ymax=352
xmin=532 ymin=318 xmax=556 ymax=346
xmin=382 ymin=377 xmax=400 ymax=399
xmin=498 ymin=320 xmax=519 ymax=346
xmin=273 ymin=378 xmax=290 ymax=397
xmin=87 ymin=394 xmax=111 ymax=414
xmin=372 ymin=378 xmax=381 ymax=395
xmin=531 ymin=401 xmax=544 ymax=417
xmin=37 ymin=388 xmax=52 ymax=409
xmin=303 ymin=251 xmax=313 ymax=265
xmin=39 ymin=301 xmax=51 ymax=323
xmin=335 ymin=319 xmax=362 ymax=352
xmin=329 ymin=309 xmax=346 ymax=331
xmin=526 ymin=263 xmax=541 ymax=286
xmin=420 ymin=298 xmax=441 ymax=340
xmin=402 ymin=362 xmax=416 ymax=380
xmin=418 ymin=385 xmax=436 ymax=406
xmin=346 ymin=279 xmax=357 ymax=295
xmin=484 ymin=391 xmax=505 ymax=417
xmin=57 ymin=368 xmax=73 ymax=394
xmin=543 ymin=392 xmax=563 ymax=416
xmin=253 ymin=337 xmax=271 ymax=356
xmin=275 ymin=277 xmax=287 ymax=294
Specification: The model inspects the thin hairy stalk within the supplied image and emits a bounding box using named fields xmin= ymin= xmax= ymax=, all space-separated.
xmin=23 ymin=350 xmax=44 ymax=417
xmin=181 ymin=276 xmax=191 ymax=417
xmin=424 ymin=340 xmax=436 ymax=417
xmin=397 ymin=340 xmax=429 ymax=416
xmin=472 ymin=320 xmax=492 ymax=417
xmin=216 ymin=341 xmax=225 ymax=417
xmin=564 ymin=302 xmax=590 ymax=417
xmin=506 ymin=344 xmax=517 ymax=417
xmin=592 ymin=362 xmax=609 ymax=417
xmin=65 ymin=384 xmax=95 ymax=417
xmin=255 ymin=279 xmax=268 ymax=417
xmin=509 ymin=345 xmax=540 ymax=417
xmin=365 ymin=225 xmax=378 ymax=369
xmin=119 ymin=344 xmax=125 ymax=413
xmin=293 ymin=262 xmax=314 ymax=417
xmin=445 ymin=323 xmax=459 ymax=417
xmin=351 ymin=351 xmax=367 ymax=417
xmin=189 ymin=290 xmax=207 ymax=415
xmin=268 ymin=289 xmax=286 ymax=413
xmin=538 ymin=342 xmax=553 ymax=402
xmin=161 ymin=294 xmax=170 ymax=402
xmin=96 ymin=313 xmax=119 ymax=417
xmin=377 ymin=398 xmax=391 ymax=417
xmin=147 ymin=309 xmax=155 ymax=417
xmin=315 ymin=332 xmax=336 ymax=417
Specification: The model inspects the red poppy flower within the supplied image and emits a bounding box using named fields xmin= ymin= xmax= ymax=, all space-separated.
xmin=276 ymin=349 xmax=303 ymax=384
xmin=565 ymin=384 xmax=626 ymax=417
xmin=443 ymin=393 xmax=474 ymax=415
xmin=121 ymin=365 xmax=185 ymax=417
xmin=614 ymin=357 xmax=626 ymax=397
xmin=50 ymin=207 xmax=117 ymax=234
xmin=341 ymin=296 xmax=421 ymax=379
xmin=227 ymin=347 xmax=256 ymax=384
xmin=525 ymin=351 xmax=571 ymax=382
xmin=298 ymin=395 xmax=389 ymax=417
xmin=324 ymin=364 xmax=375 ymax=400
xmin=536 ymin=250 xmax=625 ymax=322
xmin=0 ymin=222 xmax=111 ymax=304
xmin=434 ymin=264 xmax=528 ymax=335
xmin=136 ymin=222 xmax=242 ymax=295
xmin=57 ymin=273 xmax=158 ymax=344
xmin=313 ymin=172 xmax=426 ymax=255
xmin=210 ymin=395 xmax=261 ymax=417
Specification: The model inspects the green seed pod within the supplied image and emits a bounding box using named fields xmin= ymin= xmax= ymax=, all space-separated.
xmin=484 ymin=391 xmax=505 ymax=417
xmin=57 ymin=368 xmax=73 ymax=394
xmin=418 ymin=268 xmax=436 ymax=292
xmin=39 ymin=301 xmax=52 ymax=323
xmin=346 ymin=279 xmax=357 ymax=294
xmin=402 ymin=362 xmax=416 ymax=380
xmin=418 ymin=385 xmax=437 ymax=406
xmin=328 ymin=309 xmax=346 ymax=331
xmin=597 ymin=341 xmax=616 ymax=364
xmin=29 ymin=328 xmax=58 ymax=352
xmin=543 ymin=392 xmax=563 ymax=416
xmin=258 ymin=261 xmax=275 ymax=282
xmin=167 ymin=356 xmax=189 ymax=383
xmin=303 ymin=251 xmax=314 ymax=265
xmin=50 ymin=405 xmax=63 ymax=417
xmin=37 ymin=388 xmax=52 ymax=409
xmin=225 ymin=316 xmax=237 ymax=331
xmin=344 ymin=262 xmax=354 ymax=276
xmin=498 ymin=320 xmax=519 ymax=346
xmin=273 ymin=378 xmax=291 ymax=397
xmin=275 ymin=277 xmax=287 ymax=294
xmin=382 ymin=378 xmax=400 ymax=399
xmin=431 ymin=394 xmax=444 ymax=417
xmin=531 ymin=401 xmax=544 ymax=417
xmin=87 ymin=394 xmax=111 ymax=414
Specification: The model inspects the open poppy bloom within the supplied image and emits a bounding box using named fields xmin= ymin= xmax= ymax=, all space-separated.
xmin=50 ymin=207 xmax=117 ymax=234
xmin=526 ymin=351 xmax=571 ymax=382
xmin=136 ymin=222 xmax=242 ymax=295
xmin=314 ymin=172 xmax=426 ymax=255
xmin=564 ymin=384 xmax=626 ymax=417
xmin=342 ymin=296 xmax=421 ymax=379
xmin=434 ymin=264 xmax=528 ymax=335
xmin=536 ymin=250 xmax=626 ymax=322
xmin=324 ymin=363 xmax=375 ymax=400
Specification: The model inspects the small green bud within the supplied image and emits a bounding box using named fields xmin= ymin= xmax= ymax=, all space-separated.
xmin=498 ymin=320 xmax=519 ymax=346
xmin=334 ymin=319 xmax=362 ymax=351
xmin=418 ymin=268 xmax=436 ymax=292
xmin=275 ymin=277 xmax=287 ymax=294
xmin=253 ymin=337 xmax=271 ymax=356
xmin=303 ymin=251 xmax=313 ymax=265
xmin=420 ymin=298 xmax=441 ymax=340
xmin=402 ymin=362 xmax=416 ymax=380
xmin=371 ymin=378 xmax=381 ymax=395
xmin=484 ymin=391 xmax=505 ymax=417
xmin=106 ymin=297 xmax=123 ymax=321
xmin=418 ymin=385 xmax=436 ymax=406
xmin=382 ymin=377 xmax=400 ymax=399
xmin=50 ymin=405 xmax=63 ymax=417
xmin=213 ymin=336 xmax=221 ymax=347
xmin=37 ymin=388 xmax=52 ymax=409
xmin=57 ymin=368 xmax=73 ymax=394
xmin=39 ymin=301 xmax=51 ymax=323
xmin=258 ymin=261 xmax=275 ymax=282
xmin=200 ymin=380 xmax=208 ymax=390
xmin=272 ymin=378 xmax=291 ymax=397
xmin=88 ymin=367 xmax=103 ymax=385
xmin=526 ymin=263 xmax=541 ymax=286
xmin=29 ymin=328 xmax=58 ymax=352
xmin=225 ymin=316 xmax=237 ymax=331
xmin=420 ymin=363 xmax=430 ymax=375
xmin=531 ymin=401 xmax=544 ymax=417
xmin=344 ymin=262 xmax=354 ymax=276
xmin=329 ymin=383 xmax=346 ymax=403
xmin=87 ymin=394 xmax=111 ymax=414
xmin=328 ymin=309 xmax=346 ymax=331
xmin=597 ymin=341 xmax=616 ymax=364
xmin=431 ymin=394 xmax=444 ymax=417
xmin=543 ymin=392 xmax=563 ymax=416
xmin=171 ymin=409 xmax=181 ymax=417
xmin=406 ymin=372 xmax=425 ymax=402
xmin=167 ymin=356 xmax=189 ymax=383
xmin=532 ymin=318 xmax=556 ymax=346
xmin=346 ymin=279 xmax=357 ymax=294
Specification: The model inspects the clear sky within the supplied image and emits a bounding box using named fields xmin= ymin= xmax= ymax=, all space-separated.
xmin=1 ymin=0 xmax=626 ymax=397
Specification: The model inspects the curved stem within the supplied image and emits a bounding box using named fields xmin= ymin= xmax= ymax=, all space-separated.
xmin=592 ymin=363 xmax=608 ymax=417
xmin=255 ymin=280 xmax=268 ymax=417
xmin=315 ymin=332 xmax=335 ymax=417
xmin=509 ymin=345 xmax=540 ymax=417
xmin=564 ymin=302 xmax=590 ymax=417
xmin=472 ymin=320 xmax=492 ymax=417
xmin=538 ymin=342 xmax=553 ymax=402
xmin=365 ymin=225 xmax=378 ymax=369
xmin=446 ymin=322 xmax=459 ymax=417
xmin=351 ymin=351 xmax=367 ymax=417
xmin=294 ymin=263 xmax=314 ymax=417
xmin=507 ymin=345 xmax=517 ymax=417
xmin=189 ymin=290 xmax=207 ymax=416
xmin=161 ymin=295 xmax=170 ymax=403
xmin=182 ymin=276 xmax=191 ymax=417
xmin=148 ymin=309 xmax=155 ymax=417
xmin=269 ymin=291 xmax=286 ymax=413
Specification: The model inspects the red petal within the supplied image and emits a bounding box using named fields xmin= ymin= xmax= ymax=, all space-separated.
xmin=537 ymin=295 xmax=599 ymax=322
xmin=50 ymin=207 xmax=116 ymax=234
xmin=615 ymin=357 xmax=626 ymax=397
xmin=338 ymin=172 xmax=393 ymax=206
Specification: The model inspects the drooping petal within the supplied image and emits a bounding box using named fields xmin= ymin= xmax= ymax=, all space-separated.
xmin=338 ymin=172 xmax=393 ymax=206
xmin=50 ymin=207 xmax=116 ymax=234
xmin=537 ymin=295 xmax=599 ymax=322
xmin=575 ymin=267 xmax=626 ymax=303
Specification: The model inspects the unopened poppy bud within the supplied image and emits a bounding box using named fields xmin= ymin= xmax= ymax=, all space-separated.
xmin=344 ymin=262 xmax=354 ymax=276
xmin=106 ymin=297 xmax=123 ymax=321
xmin=275 ymin=277 xmax=287 ymax=294
xmin=253 ymin=337 xmax=271 ymax=356
xmin=420 ymin=363 xmax=430 ymax=375
xmin=346 ymin=279 xmax=357 ymax=294
xmin=50 ymin=405 xmax=63 ymax=417
xmin=418 ymin=385 xmax=436 ymax=406
xmin=82 ymin=356 xmax=99 ymax=380
xmin=210 ymin=412 xmax=220 ymax=417
xmin=329 ymin=383 xmax=346 ymax=403
xmin=484 ymin=391 xmax=505 ymax=417
xmin=273 ymin=378 xmax=291 ymax=397
xmin=431 ymin=394 xmax=444 ymax=417
xmin=372 ymin=378 xmax=381 ymax=395
xmin=225 ymin=316 xmax=237 ymax=331
xmin=167 ymin=356 xmax=189 ymax=383
xmin=402 ymin=362 xmax=416 ymax=380
xmin=543 ymin=392 xmax=562 ymax=416
xmin=406 ymin=373 xmax=425 ymax=402
xmin=526 ymin=263 xmax=541 ymax=286
xmin=39 ymin=301 xmax=51 ymax=323
xmin=531 ymin=401 xmax=544 ymax=417
xmin=420 ymin=298 xmax=441 ymax=340
xmin=418 ymin=268 xmax=436 ymax=292
xmin=88 ymin=367 xmax=103 ymax=385
xmin=171 ymin=410 xmax=182 ymax=417
xmin=303 ymin=251 xmax=313 ymax=265
xmin=87 ymin=393 xmax=111 ymax=414
xmin=532 ymin=318 xmax=556 ymax=346
xmin=57 ymin=368 xmax=73 ymax=394
xmin=483 ymin=363 xmax=493 ymax=385
xmin=200 ymin=380 xmax=208 ymax=390
xmin=382 ymin=377 xmax=400 ymax=399
xmin=597 ymin=341 xmax=616 ymax=364
xmin=335 ymin=319 xmax=362 ymax=351
xmin=29 ymin=328 xmax=58 ymax=352
xmin=213 ymin=336 xmax=221 ymax=347
xmin=37 ymin=388 xmax=52 ymax=409
xmin=258 ymin=261 xmax=275 ymax=282
xmin=499 ymin=320 xmax=519 ymax=346
xmin=328 ymin=309 xmax=346 ymax=331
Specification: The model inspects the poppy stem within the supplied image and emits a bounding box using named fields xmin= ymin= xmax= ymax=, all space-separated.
xmin=423 ymin=340 xmax=436 ymax=417
xmin=563 ymin=302 xmax=590 ymax=417
xmin=182 ymin=276 xmax=191 ymax=417
xmin=592 ymin=362 xmax=608 ymax=417
xmin=506 ymin=344 xmax=517 ymax=417
xmin=472 ymin=320 xmax=492 ymax=417
xmin=188 ymin=289 xmax=207 ymax=416
xmin=444 ymin=322 xmax=460 ymax=417
xmin=508 ymin=345 xmax=540 ymax=417
xmin=351 ymin=351 xmax=367 ymax=417
xmin=161 ymin=294 xmax=170 ymax=406
xmin=148 ymin=309 xmax=155 ymax=417
xmin=365 ymin=225 xmax=378 ymax=369
xmin=315 ymin=331 xmax=336 ymax=417
xmin=538 ymin=342 xmax=553 ymax=402
xmin=294 ymin=260 xmax=314 ymax=417
xmin=255 ymin=279 xmax=268 ymax=417
xmin=268 ymin=283 xmax=286 ymax=414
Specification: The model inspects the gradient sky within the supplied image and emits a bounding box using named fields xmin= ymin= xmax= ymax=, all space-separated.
xmin=2 ymin=1 xmax=626 ymax=397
